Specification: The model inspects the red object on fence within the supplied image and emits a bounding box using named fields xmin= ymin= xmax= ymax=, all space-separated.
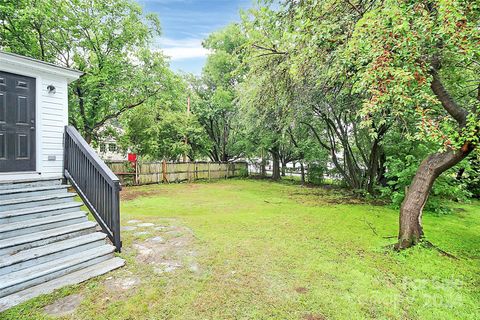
xmin=128 ymin=153 xmax=137 ymax=162
xmin=128 ymin=153 xmax=138 ymax=184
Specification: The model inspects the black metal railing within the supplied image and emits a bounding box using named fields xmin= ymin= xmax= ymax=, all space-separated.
xmin=64 ymin=126 xmax=122 ymax=251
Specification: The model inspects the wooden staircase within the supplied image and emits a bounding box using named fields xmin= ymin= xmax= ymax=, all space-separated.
xmin=0 ymin=177 xmax=124 ymax=312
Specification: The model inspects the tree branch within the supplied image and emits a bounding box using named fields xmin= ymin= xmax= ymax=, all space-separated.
xmin=345 ymin=0 xmax=363 ymax=15
xmin=430 ymin=69 xmax=468 ymax=127
xmin=301 ymin=121 xmax=331 ymax=151
xmin=92 ymin=88 xmax=161 ymax=131
xmin=252 ymin=44 xmax=288 ymax=55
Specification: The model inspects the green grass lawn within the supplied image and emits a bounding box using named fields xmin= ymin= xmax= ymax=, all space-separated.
xmin=3 ymin=179 xmax=480 ymax=320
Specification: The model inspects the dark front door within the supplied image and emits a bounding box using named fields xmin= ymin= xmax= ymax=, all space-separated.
xmin=0 ymin=72 xmax=36 ymax=172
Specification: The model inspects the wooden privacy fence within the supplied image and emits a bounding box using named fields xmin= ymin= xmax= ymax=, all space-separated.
xmin=106 ymin=161 xmax=248 ymax=186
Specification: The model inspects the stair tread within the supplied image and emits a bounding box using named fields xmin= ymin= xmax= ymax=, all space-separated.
xmin=0 ymin=232 xmax=107 ymax=269
xmin=0 ymin=211 xmax=87 ymax=233
xmin=0 ymin=184 xmax=69 ymax=195
xmin=0 ymin=257 xmax=125 ymax=312
xmin=0 ymin=176 xmax=62 ymax=185
xmin=0 ymin=244 xmax=115 ymax=290
xmin=0 ymin=192 xmax=75 ymax=206
xmin=0 ymin=202 xmax=82 ymax=219
xmin=0 ymin=221 xmax=97 ymax=249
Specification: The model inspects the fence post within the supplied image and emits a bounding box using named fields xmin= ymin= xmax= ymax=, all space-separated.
xmin=208 ymin=162 xmax=211 ymax=181
xmin=135 ymin=161 xmax=139 ymax=185
xmin=112 ymin=181 xmax=121 ymax=251
xmin=194 ymin=161 xmax=197 ymax=181
xmin=162 ymin=160 xmax=168 ymax=183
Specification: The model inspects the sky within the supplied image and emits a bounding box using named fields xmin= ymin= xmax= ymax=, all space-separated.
xmin=136 ymin=0 xmax=253 ymax=75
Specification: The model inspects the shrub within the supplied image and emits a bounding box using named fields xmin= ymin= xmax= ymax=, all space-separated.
xmin=460 ymin=153 xmax=480 ymax=198
xmin=237 ymin=164 xmax=249 ymax=178
xmin=307 ymin=163 xmax=326 ymax=185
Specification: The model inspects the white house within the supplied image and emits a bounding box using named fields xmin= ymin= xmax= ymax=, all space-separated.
xmin=0 ymin=52 xmax=83 ymax=180
xmin=95 ymin=121 xmax=129 ymax=162
xmin=0 ymin=51 xmax=124 ymax=311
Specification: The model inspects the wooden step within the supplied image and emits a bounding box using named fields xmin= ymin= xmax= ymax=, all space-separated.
xmin=0 ymin=232 xmax=107 ymax=276
xmin=0 ymin=193 xmax=76 ymax=211
xmin=0 ymin=184 xmax=69 ymax=201
xmin=0 ymin=257 xmax=125 ymax=312
xmin=0 ymin=202 xmax=83 ymax=223
xmin=0 ymin=211 xmax=88 ymax=240
xmin=0 ymin=177 xmax=62 ymax=190
xmin=0 ymin=244 xmax=115 ymax=298
xmin=0 ymin=221 xmax=97 ymax=256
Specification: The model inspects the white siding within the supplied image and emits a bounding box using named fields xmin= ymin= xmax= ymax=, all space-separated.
xmin=38 ymin=75 xmax=68 ymax=176
xmin=0 ymin=58 xmax=74 ymax=178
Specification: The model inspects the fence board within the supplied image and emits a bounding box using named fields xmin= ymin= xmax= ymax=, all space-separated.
xmin=106 ymin=161 xmax=248 ymax=186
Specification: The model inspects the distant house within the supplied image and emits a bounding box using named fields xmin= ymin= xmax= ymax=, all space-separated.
xmin=97 ymin=137 xmax=126 ymax=161
xmin=95 ymin=123 xmax=128 ymax=162
xmin=0 ymin=52 xmax=123 ymax=311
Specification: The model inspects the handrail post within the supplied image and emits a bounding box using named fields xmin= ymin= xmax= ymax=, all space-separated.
xmin=63 ymin=127 xmax=68 ymax=183
xmin=112 ymin=180 xmax=121 ymax=252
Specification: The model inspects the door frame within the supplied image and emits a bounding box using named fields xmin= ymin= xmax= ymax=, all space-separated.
xmin=0 ymin=68 xmax=41 ymax=174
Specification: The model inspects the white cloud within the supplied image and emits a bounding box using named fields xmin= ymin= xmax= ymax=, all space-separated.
xmin=158 ymin=37 xmax=210 ymax=61
xmin=162 ymin=47 xmax=209 ymax=60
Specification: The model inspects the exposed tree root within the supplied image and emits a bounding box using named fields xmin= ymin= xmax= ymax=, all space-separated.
xmin=382 ymin=235 xmax=397 ymax=239
xmin=384 ymin=238 xmax=459 ymax=259
xmin=422 ymin=240 xmax=459 ymax=260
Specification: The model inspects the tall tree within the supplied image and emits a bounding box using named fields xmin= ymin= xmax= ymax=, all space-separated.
xmin=189 ymin=23 xmax=247 ymax=162
xmin=240 ymin=1 xmax=389 ymax=187
xmin=120 ymin=74 xmax=210 ymax=161
xmin=347 ymin=0 xmax=479 ymax=248
xmin=238 ymin=6 xmax=300 ymax=180
xmin=0 ymin=0 xmax=169 ymax=143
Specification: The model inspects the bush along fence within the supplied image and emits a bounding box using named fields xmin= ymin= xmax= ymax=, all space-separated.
xmin=106 ymin=161 xmax=248 ymax=186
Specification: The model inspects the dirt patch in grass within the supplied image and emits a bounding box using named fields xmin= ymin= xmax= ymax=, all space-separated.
xmin=303 ymin=314 xmax=327 ymax=320
xmin=43 ymin=294 xmax=84 ymax=317
xmin=288 ymin=188 xmax=362 ymax=206
xmin=121 ymin=188 xmax=161 ymax=201
xmin=295 ymin=287 xmax=308 ymax=294
xmin=130 ymin=222 xmax=200 ymax=275
xmin=120 ymin=183 xmax=203 ymax=201
xmin=287 ymin=186 xmax=386 ymax=206
xmin=104 ymin=274 xmax=141 ymax=292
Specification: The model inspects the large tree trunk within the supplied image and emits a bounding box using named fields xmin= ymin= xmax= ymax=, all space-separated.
xmin=377 ymin=149 xmax=387 ymax=187
xmin=395 ymin=57 xmax=476 ymax=250
xmin=300 ymin=162 xmax=305 ymax=185
xmin=271 ymin=150 xmax=281 ymax=181
xmin=366 ymin=139 xmax=380 ymax=194
xmin=396 ymin=145 xmax=473 ymax=249
xmin=260 ymin=157 xmax=267 ymax=177
xmin=281 ymin=161 xmax=286 ymax=177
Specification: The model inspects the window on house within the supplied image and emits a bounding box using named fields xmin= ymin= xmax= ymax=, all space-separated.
xmin=100 ymin=143 xmax=106 ymax=153
xmin=108 ymin=143 xmax=117 ymax=152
